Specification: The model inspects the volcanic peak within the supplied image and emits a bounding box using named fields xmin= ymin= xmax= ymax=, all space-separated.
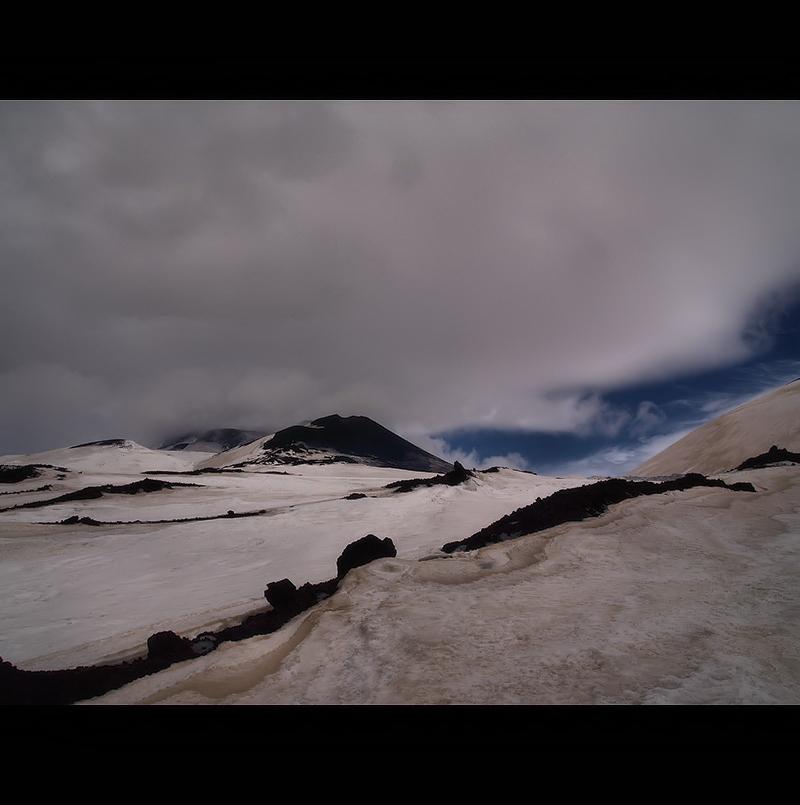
xmin=257 ymin=414 xmax=453 ymax=473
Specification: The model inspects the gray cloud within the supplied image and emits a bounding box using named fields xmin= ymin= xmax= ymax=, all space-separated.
xmin=2 ymin=100 xmax=800 ymax=454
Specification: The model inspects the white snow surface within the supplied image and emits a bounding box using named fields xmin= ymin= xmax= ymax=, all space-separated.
xmin=76 ymin=464 xmax=800 ymax=706
xmin=2 ymin=440 xmax=209 ymax=476
xmin=2 ymin=410 xmax=800 ymax=704
xmin=0 ymin=453 xmax=586 ymax=676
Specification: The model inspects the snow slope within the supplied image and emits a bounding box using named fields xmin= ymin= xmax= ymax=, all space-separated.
xmin=631 ymin=379 xmax=800 ymax=477
xmin=1 ymin=440 xmax=208 ymax=476
xmin=0 ymin=453 xmax=586 ymax=672
xmin=84 ymin=463 xmax=800 ymax=705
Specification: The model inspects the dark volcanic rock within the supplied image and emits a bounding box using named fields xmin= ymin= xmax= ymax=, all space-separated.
xmin=159 ymin=428 xmax=268 ymax=452
xmin=442 ymin=473 xmax=756 ymax=553
xmin=264 ymin=578 xmax=298 ymax=608
xmin=0 ymin=655 xmax=148 ymax=705
xmin=70 ymin=438 xmax=128 ymax=448
xmin=259 ymin=414 xmax=453 ymax=473
xmin=0 ymin=465 xmax=43 ymax=484
xmin=386 ymin=460 xmax=473 ymax=493
xmin=2 ymin=477 xmax=195 ymax=512
xmin=146 ymin=631 xmax=195 ymax=664
xmin=336 ymin=534 xmax=397 ymax=578
xmin=733 ymin=445 xmax=800 ymax=471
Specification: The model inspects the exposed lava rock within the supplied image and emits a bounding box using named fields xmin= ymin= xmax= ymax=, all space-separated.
xmin=264 ymin=454 xmax=360 ymax=466
xmin=441 ymin=473 xmax=755 ymax=553
xmin=70 ymin=439 xmax=128 ymax=448
xmin=0 ymin=655 xmax=149 ymax=706
xmin=264 ymin=578 xmax=298 ymax=607
xmin=146 ymin=631 xmax=195 ymax=664
xmin=145 ymin=467 xmax=246 ymax=475
xmin=386 ymin=461 xmax=473 ymax=493
xmin=733 ymin=445 xmax=800 ymax=471
xmin=1 ymin=478 xmax=198 ymax=512
xmin=50 ymin=506 xmax=271 ymax=527
xmin=0 ymin=465 xmax=42 ymax=484
xmin=336 ymin=534 xmax=397 ymax=578
xmin=0 ymin=483 xmax=52 ymax=497
xmin=60 ymin=516 xmax=102 ymax=526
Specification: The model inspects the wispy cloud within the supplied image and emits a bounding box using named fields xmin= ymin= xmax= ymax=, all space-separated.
xmin=546 ymin=429 xmax=698 ymax=478
xmin=412 ymin=435 xmax=533 ymax=472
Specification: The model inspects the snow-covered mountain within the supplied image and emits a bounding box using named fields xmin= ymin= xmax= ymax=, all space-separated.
xmin=1 ymin=390 xmax=799 ymax=705
xmin=2 ymin=414 xmax=453 ymax=476
xmin=196 ymin=414 xmax=454 ymax=473
xmin=631 ymin=378 xmax=800 ymax=477
xmin=1 ymin=438 xmax=207 ymax=476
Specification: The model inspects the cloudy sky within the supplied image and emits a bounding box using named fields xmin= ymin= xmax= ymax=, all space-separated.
xmin=2 ymin=100 xmax=799 ymax=473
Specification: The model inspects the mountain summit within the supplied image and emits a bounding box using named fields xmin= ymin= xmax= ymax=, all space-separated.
xmin=202 ymin=414 xmax=454 ymax=473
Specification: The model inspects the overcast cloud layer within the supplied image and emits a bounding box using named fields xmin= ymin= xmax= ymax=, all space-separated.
xmin=2 ymin=100 xmax=800 ymax=456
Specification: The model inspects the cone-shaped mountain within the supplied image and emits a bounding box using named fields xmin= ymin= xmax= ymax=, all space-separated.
xmin=260 ymin=414 xmax=453 ymax=473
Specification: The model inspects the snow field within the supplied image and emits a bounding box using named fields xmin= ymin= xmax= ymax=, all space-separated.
xmin=0 ymin=462 xmax=587 ymax=671
xmin=85 ymin=466 xmax=800 ymax=705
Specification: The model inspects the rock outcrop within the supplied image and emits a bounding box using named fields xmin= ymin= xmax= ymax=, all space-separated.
xmin=386 ymin=461 xmax=473 ymax=493
xmin=336 ymin=534 xmax=397 ymax=578
xmin=442 ymin=473 xmax=755 ymax=554
xmin=733 ymin=445 xmax=800 ymax=471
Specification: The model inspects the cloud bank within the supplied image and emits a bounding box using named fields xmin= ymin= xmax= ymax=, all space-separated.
xmin=2 ymin=100 xmax=800 ymax=454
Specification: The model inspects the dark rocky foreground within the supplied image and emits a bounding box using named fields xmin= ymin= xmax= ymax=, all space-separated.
xmin=0 ymin=534 xmax=397 ymax=705
xmin=441 ymin=473 xmax=756 ymax=553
